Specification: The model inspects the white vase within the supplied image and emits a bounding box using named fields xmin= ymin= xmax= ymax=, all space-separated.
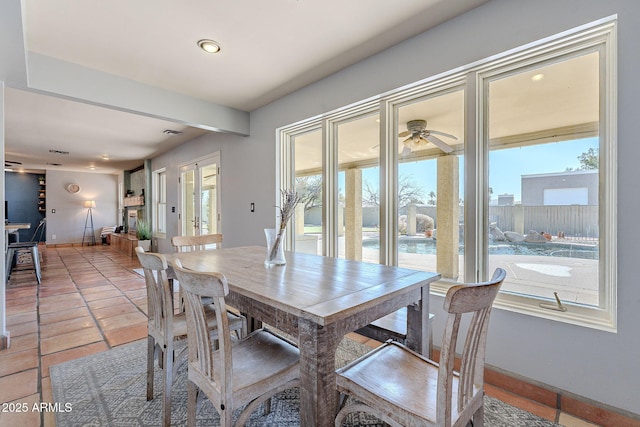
xmin=264 ymin=228 xmax=286 ymax=267
xmin=137 ymin=239 xmax=151 ymax=252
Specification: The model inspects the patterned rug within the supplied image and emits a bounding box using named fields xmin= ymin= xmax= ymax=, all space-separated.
xmin=50 ymin=337 xmax=559 ymax=426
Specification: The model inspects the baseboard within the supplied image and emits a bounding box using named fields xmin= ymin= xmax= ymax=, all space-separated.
xmin=428 ymin=346 xmax=640 ymax=426
xmin=484 ymin=363 xmax=640 ymax=426
xmin=0 ymin=333 xmax=9 ymax=350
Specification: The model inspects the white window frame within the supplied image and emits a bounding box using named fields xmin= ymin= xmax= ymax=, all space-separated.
xmin=277 ymin=18 xmax=617 ymax=331
xmin=152 ymin=167 xmax=167 ymax=238
xmin=474 ymin=21 xmax=616 ymax=331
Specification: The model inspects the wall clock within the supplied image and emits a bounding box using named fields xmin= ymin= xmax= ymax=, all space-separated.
xmin=66 ymin=183 xmax=81 ymax=194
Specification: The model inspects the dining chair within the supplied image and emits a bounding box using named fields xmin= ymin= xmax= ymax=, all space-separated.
xmin=135 ymin=247 xmax=247 ymax=427
xmin=171 ymin=233 xmax=223 ymax=252
xmin=5 ymin=218 xmax=46 ymax=284
xmin=172 ymin=260 xmax=300 ymax=427
xmin=335 ymin=268 xmax=506 ymax=427
xmin=171 ymin=233 xmax=223 ymax=311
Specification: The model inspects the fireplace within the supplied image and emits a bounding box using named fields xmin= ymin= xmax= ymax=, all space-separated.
xmin=128 ymin=210 xmax=138 ymax=235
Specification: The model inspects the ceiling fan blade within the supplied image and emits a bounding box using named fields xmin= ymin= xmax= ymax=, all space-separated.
xmin=427 ymin=130 xmax=458 ymax=140
xmin=426 ymin=135 xmax=453 ymax=153
xmin=398 ymin=130 xmax=412 ymax=137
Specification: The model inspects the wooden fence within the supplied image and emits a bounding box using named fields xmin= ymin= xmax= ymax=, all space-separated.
xmin=489 ymin=205 xmax=599 ymax=239
xmin=308 ymin=204 xmax=599 ymax=239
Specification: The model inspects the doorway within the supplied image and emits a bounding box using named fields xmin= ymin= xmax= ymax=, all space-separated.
xmin=179 ymin=153 xmax=220 ymax=237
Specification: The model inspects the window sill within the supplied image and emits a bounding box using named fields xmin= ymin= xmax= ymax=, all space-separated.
xmin=430 ymin=280 xmax=616 ymax=333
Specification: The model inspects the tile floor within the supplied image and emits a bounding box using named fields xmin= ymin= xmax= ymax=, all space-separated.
xmin=0 ymin=245 xmax=632 ymax=427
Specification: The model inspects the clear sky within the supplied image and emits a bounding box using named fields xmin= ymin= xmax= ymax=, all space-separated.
xmin=342 ymin=137 xmax=598 ymax=203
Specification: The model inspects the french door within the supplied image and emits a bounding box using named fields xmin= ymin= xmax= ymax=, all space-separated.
xmin=179 ymin=153 xmax=220 ymax=237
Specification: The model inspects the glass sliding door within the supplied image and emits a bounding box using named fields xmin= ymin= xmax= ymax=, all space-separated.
xmin=180 ymin=153 xmax=220 ymax=238
xmin=336 ymin=112 xmax=380 ymax=263
xmin=395 ymin=88 xmax=465 ymax=282
xmin=293 ymin=128 xmax=323 ymax=255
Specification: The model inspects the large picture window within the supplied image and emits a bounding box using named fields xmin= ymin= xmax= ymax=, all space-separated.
xmin=277 ymin=20 xmax=616 ymax=330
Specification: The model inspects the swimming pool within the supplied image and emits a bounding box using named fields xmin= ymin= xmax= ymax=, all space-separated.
xmin=362 ymin=238 xmax=599 ymax=260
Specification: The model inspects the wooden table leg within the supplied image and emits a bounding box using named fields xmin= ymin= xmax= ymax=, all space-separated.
xmin=405 ymin=284 xmax=430 ymax=356
xmin=298 ymin=318 xmax=339 ymax=427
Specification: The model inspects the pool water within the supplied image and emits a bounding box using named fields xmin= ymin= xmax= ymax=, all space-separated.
xmin=363 ymin=238 xmax=598 ymax=260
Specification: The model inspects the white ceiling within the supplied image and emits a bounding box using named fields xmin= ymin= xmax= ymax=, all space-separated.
xmin=2 ymin=0 xmax=488 ymax=174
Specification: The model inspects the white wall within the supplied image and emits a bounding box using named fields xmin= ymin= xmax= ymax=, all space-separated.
xmin=155 ymin=0 xmax=640 ymax=415
xmin=45 ymin=170 xmax=119 ymax=244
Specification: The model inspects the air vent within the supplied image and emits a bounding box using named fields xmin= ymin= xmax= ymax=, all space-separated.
xmin=49 ymin=149 xmax=70 ymax=155
xmin=162 ymin=129 xmax=183 ymax=136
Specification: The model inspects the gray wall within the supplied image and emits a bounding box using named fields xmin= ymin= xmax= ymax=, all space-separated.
xmin=150 ymin=0 xmax=640 ymax=416
xmin=45 ymin=170 xmax=119 ymax=244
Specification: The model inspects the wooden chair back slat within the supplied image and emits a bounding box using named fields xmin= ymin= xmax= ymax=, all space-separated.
xmin=437 ymin=268 xmax=506 ymax=425
xmin=135 ymin=247 xmax=173 ymax=339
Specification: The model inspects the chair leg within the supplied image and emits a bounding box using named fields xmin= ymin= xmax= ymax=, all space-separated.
xmin=473 ymin=402 xmax=485 ymax=427
xmin=162 ymin=344 xmax=173 ymax=427
xmin=31 ymin=246 xmax=41 ymax=284
xmin=187 ymin=380 xmax=197 ymax=427
xmin=146 ymin=336 xmax=155 ymax=401
xmin=5 ymin=248 xmax=15 ymax=281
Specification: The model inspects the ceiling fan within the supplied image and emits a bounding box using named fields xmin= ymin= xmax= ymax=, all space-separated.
xmin=4 ymin=160 xmax=22 ymax=168
xmin=398 ymin=119 xmax=457 ymax=154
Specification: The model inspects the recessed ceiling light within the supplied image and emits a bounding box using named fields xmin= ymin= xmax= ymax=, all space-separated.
xmin=197 ymin=39 xmax=221 ymax=54
xmin=531 ymin=73 xmax=545 ymax=81
xmin=101 ymin=154 xmax=110 ymax=160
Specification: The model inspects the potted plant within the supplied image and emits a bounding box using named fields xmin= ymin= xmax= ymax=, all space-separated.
xmin=136 ymin=219 xmax=152 ymax=252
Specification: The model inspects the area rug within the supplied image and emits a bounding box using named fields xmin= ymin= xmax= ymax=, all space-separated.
xmin=50 ymin=337 xmax=559 ymax=426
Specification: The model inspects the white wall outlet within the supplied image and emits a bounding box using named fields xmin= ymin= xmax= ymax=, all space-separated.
xmin=52 ymin=234 xmax=56 ymax=240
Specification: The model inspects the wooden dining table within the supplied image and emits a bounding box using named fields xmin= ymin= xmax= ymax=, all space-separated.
xmin=164 ymin=245 xmax=440 ymax=427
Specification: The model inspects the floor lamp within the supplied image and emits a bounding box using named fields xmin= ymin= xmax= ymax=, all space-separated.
xmin=82 ymin=200 xmax=96 ymax=246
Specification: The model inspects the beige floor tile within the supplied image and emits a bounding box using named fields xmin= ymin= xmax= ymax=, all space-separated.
xmin=6 ymin=311 xmax=37 ymax=327
xmin=82 ymin=288 xmax=124 ymax=301
xmin=87 ymin=295 xmax=130 ymax=310
xmin=39 ymin=316 xmax=98 ymax=339
xmin=91 ymin=303 xmax=140 ymax=320
xmin=0 ymin=333 xmax=38 ymax=355
xmin=97 ymin=311 xmax=147 ymax=331
xmin=40 ymin=328 xmax=103 ymax=355
xmin=0 ymin=393 xmax=41 ymax=427
xmin=7 ymin=321 xmax=38 ymax=338
xmin=559 ymin=413 xmax=601 ymax=427
xmin=104 ymin=324 xmax=148 ymax=347
xmin=0 ymin=369 xmax=38 ymax=402
xmin=38 ymin=297 xmax=87 ymax=314
xmin=41 ymin=341 xmax=108 ymax=378
xmin=0 ymin=348 xmax=39 ymax=377
xmin=39 ymin=306 xmax=91 ymax=325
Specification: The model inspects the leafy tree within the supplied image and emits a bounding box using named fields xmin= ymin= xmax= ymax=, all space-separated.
xmin=577 ymin=147 xmax=599 ymax=170
xmin=566 ymin=147 xmax=599 ymax=171
xmin=295 ymin=175 xmax=322 ymax=210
